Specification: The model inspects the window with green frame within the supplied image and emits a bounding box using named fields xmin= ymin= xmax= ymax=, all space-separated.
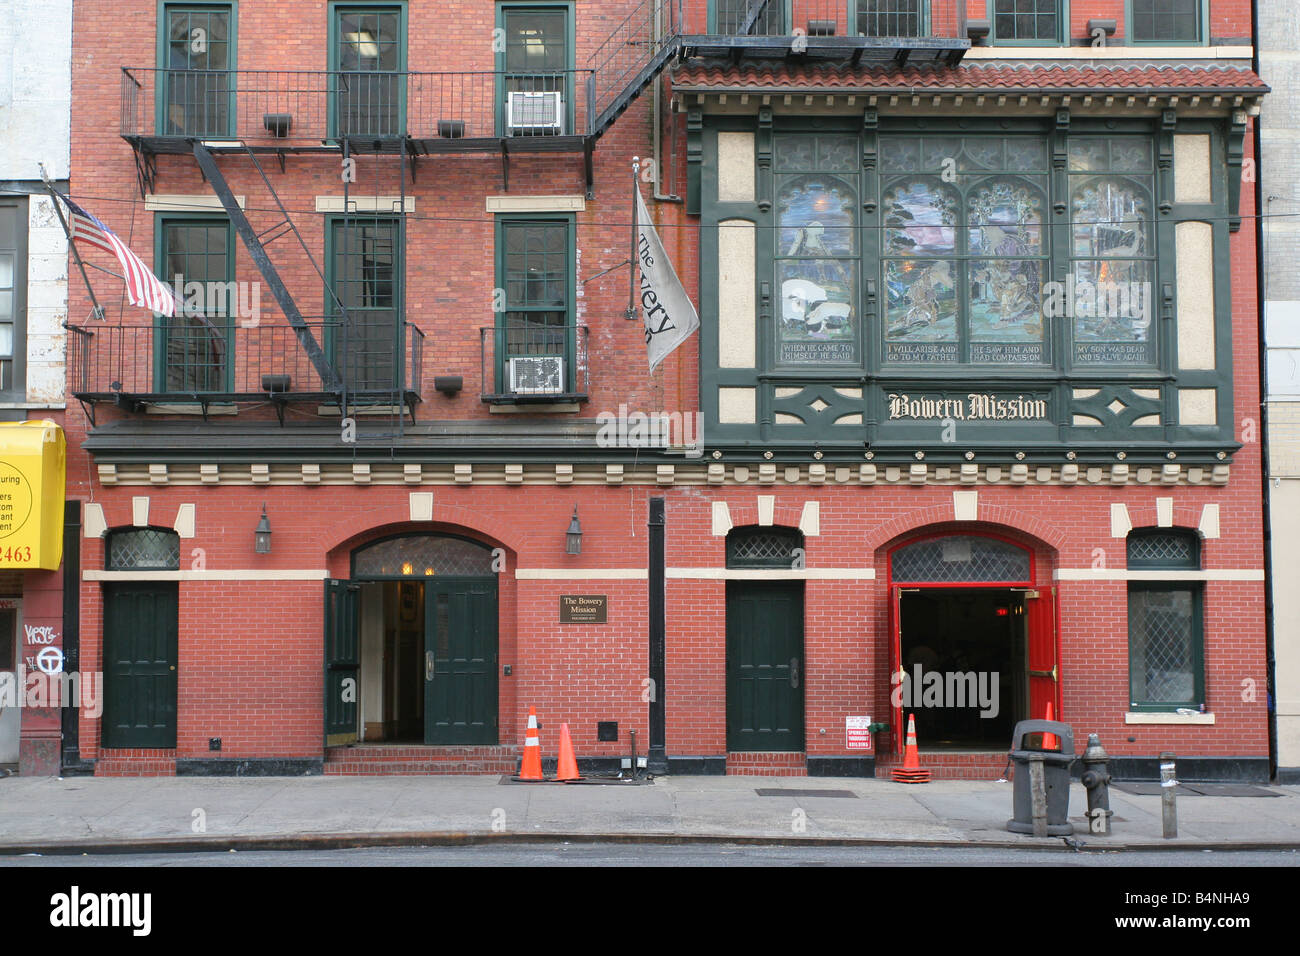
xmin=711 ymin=0 xmax=786 ymax=35
xmin=855 ymin=0 xmax=927 ymax=37
xmin=156 ymin=217 xmax=233 ymax=393
xmin=495 ymin=216 xmax=575 ymax=396
xmin=497 ymin=4 xmax=572 ymax=137
xmin=158 ymin=2 xmax=235 ymax=137
xmin=990 ymin=0 xmax=1065 ymax=45
xmin=331 ymin=2 xmax=405 ymax=138
xmin=327 ymin=216 xmax=402 ymax=393
xmin=1127 ymin=529 xmax=1205 ymax=712
xmin=1128 ymin=0 xmax=1204 ymax=44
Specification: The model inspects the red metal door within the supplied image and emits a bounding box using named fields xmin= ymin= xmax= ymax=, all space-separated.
xmin=1026 ymin=585 xmax=1060 ymax=722
xmin=889 ymin=585 xmax=903 ymax=754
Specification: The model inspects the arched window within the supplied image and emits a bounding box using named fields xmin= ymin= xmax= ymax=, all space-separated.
xmin=890 ymin=534 xmax=1031 ymax=584
xmin=1126 ymin=528 xmax=1204 ymax=711
xmin=726 ymin=527 xmax=803 ymax=570
xmin=352 ymin=534 xmax=495 ymax=578
xmin=106 ymin=528 xmax=181 ymax=571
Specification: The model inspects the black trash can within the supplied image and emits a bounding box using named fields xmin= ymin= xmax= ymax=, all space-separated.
xmin=1006 ymin=719 xmax=1075 ymax=836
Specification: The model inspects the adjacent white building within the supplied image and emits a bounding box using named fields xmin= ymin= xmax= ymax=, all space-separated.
xmin=0 ymin=0 xmax=71 ymax=767
xmin=1261 ymin=1 xmax=1300 ymax=784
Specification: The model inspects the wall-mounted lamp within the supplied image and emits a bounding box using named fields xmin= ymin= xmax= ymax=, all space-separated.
xmin=565 ymin=506 xmax=583 ymax=555
xmin=254 ymin=505 xmax=272 ymax=554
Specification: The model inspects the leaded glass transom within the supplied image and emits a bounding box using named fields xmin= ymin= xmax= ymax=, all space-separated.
xmin=727 ymin=527 xmax=803 ymax=569
xmin=891 ymin=535 xmax=1031 ymax=583
xmin=1127 ymin=530 xmax=1199 ymax=569
xmin=107 ymin=529 xmax=181 ymax=571
xmin=353 ymin=535 xmax=495 ymax=577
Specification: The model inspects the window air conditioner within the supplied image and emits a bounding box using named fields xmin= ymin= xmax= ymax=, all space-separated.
xmin=509 ymin=356 xmax=564 ymax=395
xmin=506 ymin=91 xmax=564 ymax=135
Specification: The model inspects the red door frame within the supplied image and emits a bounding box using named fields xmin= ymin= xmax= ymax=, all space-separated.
xmin=885 ymin=530 xmax=1059 ymax=754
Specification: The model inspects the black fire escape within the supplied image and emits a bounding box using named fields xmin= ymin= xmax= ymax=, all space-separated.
xmin=70 ymin=0 xmax=966 ymax=439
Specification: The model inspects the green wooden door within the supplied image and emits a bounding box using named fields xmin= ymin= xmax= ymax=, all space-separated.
xmin=425 ymin=580 xmax=498 ymax=745
xmin=324 ymin=580 xmax=361 ymax=747
xmin=726 ymin=581 xmax=804 ymax=752
xmin=102 ymin=583 xmax=179 ymax=749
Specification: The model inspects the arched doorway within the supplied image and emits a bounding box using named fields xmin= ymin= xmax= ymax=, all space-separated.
xmin=886 ymin=531 xmax=1057 ymax=753
xmin=326 ymin=533 xmax=498 ymax=747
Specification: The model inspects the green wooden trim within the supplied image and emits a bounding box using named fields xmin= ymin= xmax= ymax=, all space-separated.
xmin=492 ymin=212 xmax=577 ymax=395
xmin=494 ymin=2 xmax=575 ymax=138
xmin=988 ymin=0 xmax=1069 ymax=46
xmin=327 ymin=0 xmax=408 ymax=140
xmin=156 ymin=1 xmax=238 ymax=138
xmin=1123 ymin=0 xmax=1208 ymax=46
xmin=1127 ymin=581 xmax=1206 ymax=711
xmin=697 ymin=112 xmax=1238 ymax=451
xmin=323 ymin=213 xmax=406 ymax=392
xmin=153 ymin=212 xmax=236 ymax=393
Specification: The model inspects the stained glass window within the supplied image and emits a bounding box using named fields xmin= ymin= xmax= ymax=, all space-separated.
xmin=1068 ymin=137 xmax=1157 ymax=366
xmin=881 ymin=136 xmax=1050 ymax=365
xmin=775 ymin=134 xmax=860 ymax=365
xmin=1126 ymin=529 xmax=1203 ymax=710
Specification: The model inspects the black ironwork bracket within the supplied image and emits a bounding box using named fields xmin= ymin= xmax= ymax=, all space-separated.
xmin=129 ymin=145 xmax=157 ymax=200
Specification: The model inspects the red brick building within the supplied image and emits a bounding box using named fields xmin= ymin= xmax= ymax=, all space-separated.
xmin=58 ymin=0 xmax=1271 ymax=780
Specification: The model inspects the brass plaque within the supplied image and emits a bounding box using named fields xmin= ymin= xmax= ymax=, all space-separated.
xmin=560 ymin=594 xmax=607 ymax=624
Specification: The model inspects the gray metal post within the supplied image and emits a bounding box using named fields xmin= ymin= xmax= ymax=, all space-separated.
xmin=1160 ymin=751 xmax=1178 ymax=838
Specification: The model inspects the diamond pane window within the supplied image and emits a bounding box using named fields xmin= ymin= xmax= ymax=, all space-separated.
xmin=891 ymin=535 xmax=1031 ymax=583
xmin=727 ymin=527 xmax=804 ymax=569
xmin=353 ymin=535 xmax=495 ymax=577
xmin=1127 ymin=529 xmax=1200 ymax=569
xmin=107 ymin=529 xmax=181 ymax=571
xmin=1129 ymin=588 xmax=1199 ymax=704
xmin=1127 ymin=529 xmax=1204 ymax=710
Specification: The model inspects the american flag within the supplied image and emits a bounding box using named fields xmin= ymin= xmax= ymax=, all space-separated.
xmin=61 ymin=196 xmax=176 ymax=316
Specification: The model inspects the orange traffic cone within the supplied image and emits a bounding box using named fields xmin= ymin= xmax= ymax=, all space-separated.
xmin=556 ymin=722 xmax=581 ymax=781
xmin=890 ymin=713 xmax=931 ymax=784
xmin=1043 ymin=702 xmax=1059 ymax=751
xmin=515 ymin=706 xmax=545 ymax=781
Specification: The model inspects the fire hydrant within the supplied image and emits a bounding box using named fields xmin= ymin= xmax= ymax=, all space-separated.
xmin=1080 ymin=733 xmax=1113 ymax=835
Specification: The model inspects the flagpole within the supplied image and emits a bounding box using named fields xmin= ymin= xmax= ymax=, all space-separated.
xmin=627 ymin=156 xmax=639 ymax=322
xmin=38 ymin=163 xmax=105 ymax=321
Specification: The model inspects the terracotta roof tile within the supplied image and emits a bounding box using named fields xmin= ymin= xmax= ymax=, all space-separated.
xmin=671 ymin=63 xmax=1269 ymax=96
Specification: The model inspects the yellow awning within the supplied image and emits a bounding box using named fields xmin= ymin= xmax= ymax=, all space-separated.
xmin=0 ymin=421 xmax=66 ymax=570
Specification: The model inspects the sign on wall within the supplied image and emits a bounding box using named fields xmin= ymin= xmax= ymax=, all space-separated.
xmin=560 ymin=595 xmax=608 ymax=624
xmin=0 ymin=421 xmax=65 ymax=570
xmin=846 ymin=715 xmax=873 ymax=751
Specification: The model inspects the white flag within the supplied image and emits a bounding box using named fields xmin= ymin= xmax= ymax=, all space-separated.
xmin=636 ymin=188 xmax=699 ymax=372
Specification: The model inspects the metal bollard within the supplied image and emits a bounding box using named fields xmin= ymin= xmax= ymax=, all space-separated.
xmin=1080 ymin=733 xmax=1114 ymax=836
xmin=1160 ymin=751 xmax=1178 ymax=839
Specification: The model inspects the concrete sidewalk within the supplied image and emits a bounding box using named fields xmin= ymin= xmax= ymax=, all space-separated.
xmin=1 ymin=774 xmax=1298 ymax=855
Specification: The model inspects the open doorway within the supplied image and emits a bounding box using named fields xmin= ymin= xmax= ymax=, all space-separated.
xmin=898 ymin=588 xmax=1026 ymax=749
xmin=359 ymin=581 xmax=425 ymax=743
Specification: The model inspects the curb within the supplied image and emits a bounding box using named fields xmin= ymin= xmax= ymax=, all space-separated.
xmin=3 ymin=831 xmax=1300 ymax=857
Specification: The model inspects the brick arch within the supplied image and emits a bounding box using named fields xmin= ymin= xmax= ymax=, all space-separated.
xmin=318 ymin=502 xmax=522 ymax=560
xmin=871 ymin=504 xmax=1066 ymax=555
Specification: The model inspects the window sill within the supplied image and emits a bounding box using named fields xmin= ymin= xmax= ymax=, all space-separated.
xmin=146 ymin=403 xmax=238 ymax=416
xmin=488 ymin=401 xmax=581 ymax=415
xmin=1125 ymin=712 xmax=1215 ymax=725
